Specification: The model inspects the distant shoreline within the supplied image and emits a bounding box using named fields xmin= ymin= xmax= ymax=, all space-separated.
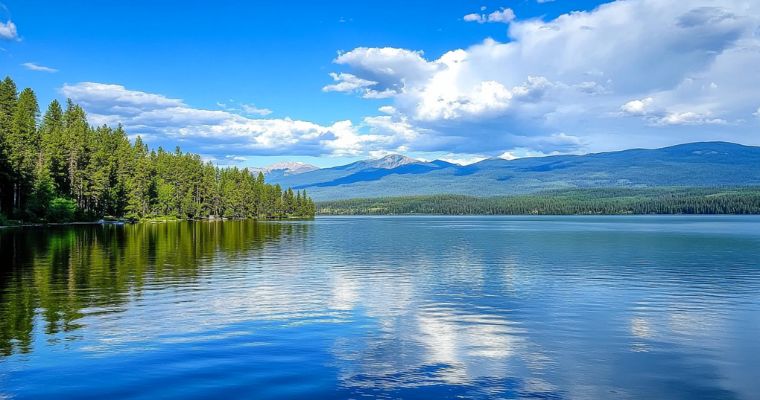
xmin=3 ymin=213 xmax=758 ymax=229
xmin=316 ymin=188 xmax=760 ymax=216
xmin=4 ymin=187 xmax=760 ymax=227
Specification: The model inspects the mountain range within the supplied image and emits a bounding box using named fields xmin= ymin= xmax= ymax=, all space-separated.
xmin=257 ymin=142 xmax=760 ymax=201
xmin=250 ymin=161 xmax=319 ymax=180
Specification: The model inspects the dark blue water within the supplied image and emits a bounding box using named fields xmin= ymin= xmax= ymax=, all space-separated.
xmin=1 ymin=216 xmax=759 ymax=399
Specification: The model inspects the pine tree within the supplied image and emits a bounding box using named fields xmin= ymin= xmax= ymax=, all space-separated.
xmin=9 ymin=88 xmax=40 ymax=215
xmin=124 ymin=136 xmax=154 ymax=219
xmin=0 ymin=77 xmax=19 ymax=214
xmin=40 ymin=99 xmax=66 ymax=195
xmin=63 ymin=100 xmax=90 ymax=208
xmin=110 ymin=125 xmax=133 ymax=216
xmin=28 ymin=156 xmax=55 ymax=220
xmin=0 ymin=76 xmax=316 ymax=224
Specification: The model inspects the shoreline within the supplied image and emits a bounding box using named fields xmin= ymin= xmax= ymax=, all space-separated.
xmin=4 ymin=213 xmax=759 ymax=228
xmin=0 ymin=216 xmax=315 ymax=229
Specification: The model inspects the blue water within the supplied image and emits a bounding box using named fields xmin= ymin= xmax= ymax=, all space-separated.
xmin=1 ymin=216 xmax=759 ymax=399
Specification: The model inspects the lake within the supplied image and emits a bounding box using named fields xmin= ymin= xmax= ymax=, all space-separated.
xmin=1 ymin=216 xmax=759 ymax=399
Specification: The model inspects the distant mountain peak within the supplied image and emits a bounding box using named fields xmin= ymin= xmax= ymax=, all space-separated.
xmin=261 ymin=141 xmax=760 ymax=201
xmin=367 ymin=154 xmax=419 ymax=169
xmin=252 ymin=161 xmax=319 ymax=176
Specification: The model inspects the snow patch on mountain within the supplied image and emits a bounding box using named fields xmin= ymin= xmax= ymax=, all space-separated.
xmin=251 ymin=161 xmax=319 ymax=176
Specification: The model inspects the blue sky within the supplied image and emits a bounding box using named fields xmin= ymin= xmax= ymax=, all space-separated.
xmin=2 ymin=0 xmax=759 ymax=167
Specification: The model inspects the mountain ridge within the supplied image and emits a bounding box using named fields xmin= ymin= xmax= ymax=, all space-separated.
xmin=265 ymin=142 xmax=760 ymax=201
xmin=250 ymin=161 xmax=319 ymax=178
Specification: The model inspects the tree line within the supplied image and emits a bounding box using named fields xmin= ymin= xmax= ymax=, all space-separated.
xmin=317 ymin=188 xmax=760 ymax=215
xmin=0 ymin=76 xmax=314 ymax=224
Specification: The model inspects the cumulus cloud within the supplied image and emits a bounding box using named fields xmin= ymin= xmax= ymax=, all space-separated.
xmin=332 ymin=47 xmax=439 ymax=97
xmin=621 ymin=97 xmax=727 ymax=126
xmin=322 ymin=72 xmax=379 ymax=96
xmin=217 ymin=100 xmax=272 ymax=116
xmin=378 ymin=105 xmax=397 ymax=115
xmin=463 ymin=8 xmax=515 ymax=24
xmin=324 ymin=0 xmax=760 ymax=154
xmin=61 ymin=82 xmax=411 ymax=158
xmin=46 ymin=1 xmax=760 ymax=162
xmin=63 ymin=82 xmax=184 ymax=113
xmin=22 ymin=62 xmax=58 ymax=73
xmin=620 ymin=98 xmax=654 ymax=116
xmin=0 ymin=19 xmax=17 ymax=40
xmin=655 ymin=111 xmax=727 ymax=126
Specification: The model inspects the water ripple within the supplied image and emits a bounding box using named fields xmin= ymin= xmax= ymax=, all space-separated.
xmin=1 ymin=216 xmax=759 ymax=399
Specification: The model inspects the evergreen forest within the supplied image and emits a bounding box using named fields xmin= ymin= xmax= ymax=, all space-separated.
xmin=0 ymin=76 xmax=315 ymax=224
xmin=317 ymin=188 xmax=760 ymax=215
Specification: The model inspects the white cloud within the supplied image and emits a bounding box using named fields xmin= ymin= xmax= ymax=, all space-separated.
xmin=464 ymin=8 xmax=516 ymax=24
xmin=217 ymin=100 xmax=272 ymax=116
xmin=621 ymin=97 xmax=728 ymax=126
xmin=61 ymin=82 xmax=408 ymax=158
xmin=22 ymin=62 xmax=58 ymax=73
xmin=62 ymin=82 xmax=184 ymax=113
xmin=42 ymin=1 xmax=760 ymax=162
xmin=363 ymin=115 xmax=418 ymax=143
xmin=361 ymin=88 xmax=397 ymax=99
xmin=378 ymin=105 xmax=397 ymax=114
xmin=655 ymin=111 xmax=727 ymax=126
xmin=488 ymin=8 xmax=516 ymax=23
xmin=322 ymin=72 xmax=378 ymax=95
xmin=437 ymin=154 xmax=487 ymax=165
xmin=240 ymin=104 xmax=272 ymax=116
xmin=620 ymin=98 xmax=654 ymax=116
xmin=332 ymin=47 xmax=439 ymax=97
xmin=0 ymin=19 xmax=18 ymax=40
xmin=499 ymin=148 xmax=561 ymax=160
xmin=324 ymin=0 xmax=760 ymax=155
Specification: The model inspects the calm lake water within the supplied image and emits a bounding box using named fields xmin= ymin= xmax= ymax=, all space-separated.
xmin=1 ymin=216 xmax=759 ymax=399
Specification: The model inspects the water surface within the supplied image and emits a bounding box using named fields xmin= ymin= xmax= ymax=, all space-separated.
xmin=1 ymin=216 xmax=759 ymax=399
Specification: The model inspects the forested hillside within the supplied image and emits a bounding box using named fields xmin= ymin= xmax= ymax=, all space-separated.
xmin=0 ymin=76 xmax=314 ymax=224
xmin=269 ymin=142 xmax=760 ymax=201
xmin=317 ymin=188 xmax=760 ymax=215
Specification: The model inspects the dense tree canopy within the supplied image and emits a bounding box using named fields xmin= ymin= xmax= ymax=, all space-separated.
xmin=0 ymin=76 xmax=314 ymax=223
xmin=317 ymin=188 xmax=760 ymax=215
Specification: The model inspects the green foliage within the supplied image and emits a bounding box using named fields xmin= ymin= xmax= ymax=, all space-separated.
xmin=0 ymin=76 xmax=314 ymax=223
xmin=318 ymin=188 xmax=760 ymax=215
xmin=26 ymin=162 xmax=56 ymax=220
xmin=47 ymin=198 xmax=77 ymax=223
